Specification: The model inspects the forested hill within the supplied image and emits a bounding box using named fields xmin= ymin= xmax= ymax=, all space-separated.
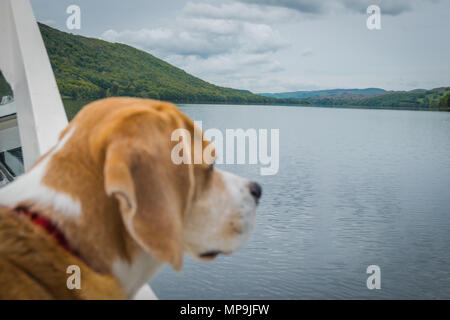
xmin=0 ymin=23 xmax=448 ymax=111
xmin=260 ymin=88 xmax=387 ymax=99
xmin=36 ymin=23 xmax=275 ymax=104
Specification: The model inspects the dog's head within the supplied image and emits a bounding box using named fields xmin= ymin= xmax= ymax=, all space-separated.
xmin=74 ymin=98 xmax=261 ymax=270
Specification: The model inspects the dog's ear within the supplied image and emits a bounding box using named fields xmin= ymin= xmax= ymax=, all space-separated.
xmin=101 ymin=112 xmax=192 ymax=271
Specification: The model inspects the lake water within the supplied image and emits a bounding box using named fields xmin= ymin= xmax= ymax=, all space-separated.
xmin=148 ymin=104 xmax=450 ymax=299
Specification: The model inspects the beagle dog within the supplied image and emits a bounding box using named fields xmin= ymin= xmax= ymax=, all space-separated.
xmin=0 ymin=98 xmax=261 ymax=299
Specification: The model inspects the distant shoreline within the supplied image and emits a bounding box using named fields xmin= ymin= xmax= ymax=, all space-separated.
xmin=62 ymin=98 xmax=446 ymax=121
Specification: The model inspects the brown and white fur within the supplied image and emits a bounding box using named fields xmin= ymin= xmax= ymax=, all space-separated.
xmin=0 ymin=98 xmax=261 ymax=299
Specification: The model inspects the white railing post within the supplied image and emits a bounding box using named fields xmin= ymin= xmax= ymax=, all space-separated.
xmin=0 ymin=0 xmax=68 ymax=169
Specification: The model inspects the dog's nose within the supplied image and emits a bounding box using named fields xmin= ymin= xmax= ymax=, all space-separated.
xmin=249 ymin=182 xmax=262 ymax=202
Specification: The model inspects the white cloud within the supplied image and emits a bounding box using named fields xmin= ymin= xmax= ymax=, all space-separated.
xmin=99 ymin=0 xmax=447 ymax=93
xmin=237 ymin=0 xmax=440 ymax=16
xmin=239 ymin=0 xmax=323 ymax=14
xmin=100 ymin=1 xmax=296 ymax=92
xmin=300 ymin=48 xmax=313 ymax=57
xmin=168 ymin=52 xmax=283 ymax=77
xmin=41 ymin=19 xmax=56 ymax=26
xmin=182 ymin=1 xmax=298 ymax=22
xmin=340 ymin=0 xmax=431 ymax=15
xmin=102 ymin=19 xmax=287 ymax=57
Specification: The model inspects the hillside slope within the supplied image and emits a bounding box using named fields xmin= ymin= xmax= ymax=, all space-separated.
xmin=260 ymin=87 xmax=450 ymax=110
xmin=306 ymin=87 xmax=450 ymax=110
xmin=37 ymin=23 xmax=274 ymax=104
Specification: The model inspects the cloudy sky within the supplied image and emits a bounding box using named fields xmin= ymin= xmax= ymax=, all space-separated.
xmin=30 ymin=0 xmax=450 ymax=93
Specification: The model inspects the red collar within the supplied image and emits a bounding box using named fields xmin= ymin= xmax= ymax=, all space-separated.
xmin=14 ymin=206 xmax=79 ymax=257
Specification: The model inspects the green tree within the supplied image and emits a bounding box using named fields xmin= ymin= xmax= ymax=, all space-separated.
xmin=440 ymin=92 xmax=450 ymax=111
xmin=110 ymin=83 xmax=119 ymax=96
